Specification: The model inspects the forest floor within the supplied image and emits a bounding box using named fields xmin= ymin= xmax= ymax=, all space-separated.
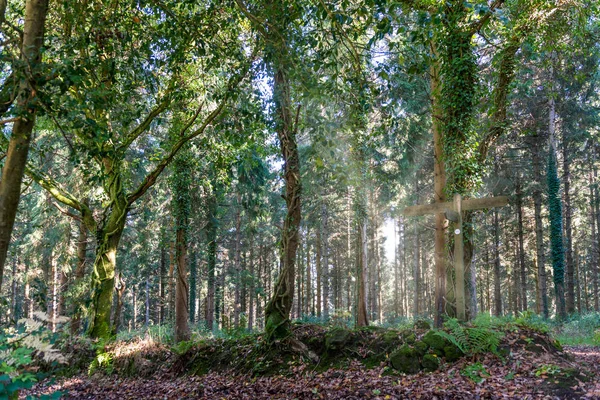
xmin=23 ymin=327 xmax=600 ymax=400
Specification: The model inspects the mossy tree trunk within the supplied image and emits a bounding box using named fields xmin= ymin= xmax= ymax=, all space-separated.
xmin=547 ymin=86 xmax=567 ymax=320
xmin=0 ymin=0 xmax=49 ymax=288
xmin=88 ymin=164 xmax=128 ymax=338
xmin=172 ymin=151 xmax=192 ymax=343
xmin=264 ymin=64 xmax=301 ymax=341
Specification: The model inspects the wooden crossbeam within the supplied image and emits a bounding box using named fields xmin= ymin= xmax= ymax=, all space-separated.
xmin=402 ymin=194 xmax=509 ymax=322
xmin=403 ymin=196 xmax=508 ymax=217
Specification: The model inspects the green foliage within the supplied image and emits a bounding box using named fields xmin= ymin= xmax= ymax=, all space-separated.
xmin=515 ymin=311 xmax=550 ymax=334
xmin=87 ymin=338 xmax=114 ymax=376
xmin=535 ymin=364 xmax=562 ymax=377
xmin=460 ymin=362 xmax=490 ymax=384
xmin=439 ymin=2 xmax=482 ymax=195
xmin=556 ymin=312 xmax=600 ymax=345
xmin=435 ymin=316 xmax=504 ymax=356
xmin=0 ymin=312 xmax=67 ymax=399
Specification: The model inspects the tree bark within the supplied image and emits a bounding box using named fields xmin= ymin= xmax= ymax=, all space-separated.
xmin=71 ymin=205 xmax=88 ymax=334
xmin=493 ymin=208 xmax=502 ymax=316
xmin=0 ymin=0 xmax=49 ymax=288
xmin=356 ymin=215 xmax=369 ymax=327
xmin=562 ymin=133 xmax=575 ymax=313
xmin=264 ymin=64 xmax=301 ymax=341
xmin=430 ymin=44 xmax=447 ymax=328
xmin=532 ymin=134 xmax=549 ymax=318
xmin=206 ymin=189 xmax=217 ymax=330
xmin=322 ymin=204 xmax=330 ymax=319
xmin=516 ymin=177 xmax=528 ymax=310
xmin=316 ymin=228 xmax=322 ymax=318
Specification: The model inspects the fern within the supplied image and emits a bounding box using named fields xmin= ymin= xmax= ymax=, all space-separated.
xmin=436 ymin=317 xmax=504 ymax=356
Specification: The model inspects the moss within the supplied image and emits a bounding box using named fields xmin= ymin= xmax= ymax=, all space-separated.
xmin=422 ymin=354 xmax=440 ymax=372
xmin=403 ymin=332 xmax=417 ymax=345
xmin=422 ymin=330 xmax=448 ymax=351
xmin=325 ymin=328 xmax=351 ymax=350
xmin=390 ymin=345 xmax=420 ymax=374
xmin=443 ymin=345 xmax=464 ymax=362
xmin=414 ymin=341 xmax=429 ymax=356
xmin=383 ymin=330 xmax=400 ymax=345
xmin=414 ymin=320 xmax=431 ymax=330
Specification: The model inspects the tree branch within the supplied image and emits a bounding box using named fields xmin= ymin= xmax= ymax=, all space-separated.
xmin=25 ymin=165 xmax=96 ymax=233
xmin=468 ymin=0 xmax=505 ymax=36
xmin=127 ymin=57 xmax=254 ymax=206
xmin=119 ymin=96 xmax=172 ymax=154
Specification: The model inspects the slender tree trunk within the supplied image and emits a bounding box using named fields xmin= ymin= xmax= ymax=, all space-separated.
xmin=0 ymin=0 xmax=50 ymax=287
xmin=248 ymin=238 xmax=254 ymax=330
xmin=305 ymin=232 xmax=311 ymax=315
xmin=590 ymin=171 xmax=599 ymax=311
xmin=145 ymin=277 xmax=150 ymax=328
xmin=112 ymin=273 xmax=126 ymax=334
xmin=575 ymin=246 xmax=582 ymax=313
xmin=71 ymin=209 xmax=88 ymax=334
xmin=394 ymin=217 xmax=400 ymax=318
xmin=10 ymin=253 xmax=18 ymax=324
xmin=356 ymin=215 xmax=369 ymax=327
xmin=234 ymin=192 xmax=242 ymax=327
xmin=322 ymin=204 xmax=330 ymax=319
xmin=190 ymin=250 xmax=197 ymax=324
xmin=563 ymin=134 xmax=575 ymax=313
xmin=516 ymin=177 xmax=528 ymax=310
xmin=316 ymin=228 xmax=322 ymax=318
xmin=159 ymin=245 xmax=166 ymax=324
xmin=206 ymin=190 xmax=217 ymax=330
xmin=532 ymin=135 xmax=549 ymax=318
xmin=493 ymin=209 xmax=502 ymax=316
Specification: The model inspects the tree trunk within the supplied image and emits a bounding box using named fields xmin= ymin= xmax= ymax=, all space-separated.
xmin=532 ymin=134 xmax=549 ymax=318
xmin=0 ymin=0 xmax=49 ymax=287
xmin=145 ymin=277 xmax=150 ymax=328
xmin=356 ymin=215 xmax=369 ymax=327
xmin=316 ymin=228 xmax=322 ymax=318
xmin=562 ymin=134 xmax=575 ymax=313
xmin=248 ymin=238 xmax=255 ymax=330
xmin=206 ymin=190 xmax=217 ymax=330
xmin=174 ymin=224 xmax=190 ymax=342
xmin=430 ymin=44 xmax=447 ymax=328
xmin=112 ymin=272 xmax=126 ymax=335
xmin=159 ymin=245 xmax=166 ymax=324
xmin=305 ymin=231 xmax=311 ymax=315
xmin=590 ymin=171 xmax=599 ymax=311
xmin=264 ymin=65 xmax=301 ymax=341
xmin=88 ymin=184 xmax=127 ymax=339
xmin=547 ymin=86 xmax=567 ymax=320
xmin=234 ymin=192 xmax=242 ymax=327
xmin=516 ymin=177 xmax=528 ymax=310
xmin=493 ymin=208 xmax=502 ymax=316
xmin=190 ymin=250 xmax=197 ymax=324
xmin=322 ymin=204 xmax=330 ymax=319
xmin=71 ymin=208 xmax=88 ymax=334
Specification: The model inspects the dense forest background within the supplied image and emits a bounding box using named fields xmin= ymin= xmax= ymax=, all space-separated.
xmin=1 ymin=0 xmax=599 ymax=345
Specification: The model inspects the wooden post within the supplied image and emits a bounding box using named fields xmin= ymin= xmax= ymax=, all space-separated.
xmin=403 ymin=195 xmax=508 ymax=323
xmin=453 ymin=194 xmax=466 ymax=321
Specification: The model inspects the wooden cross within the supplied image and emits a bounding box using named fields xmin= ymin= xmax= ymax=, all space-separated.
xmin=403 ymin=194 xmax=508 ymax=321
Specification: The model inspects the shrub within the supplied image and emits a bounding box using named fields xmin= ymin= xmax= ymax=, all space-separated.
xmin=0 ymin=312 xmax=68 ymax=399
